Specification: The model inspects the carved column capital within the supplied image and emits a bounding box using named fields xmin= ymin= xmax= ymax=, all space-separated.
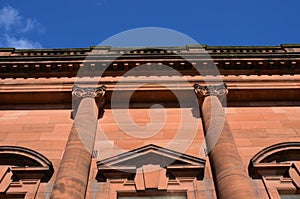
xmin=194 ymin=83 xmax=228 ymax=97
xmin=71 ymin=85 xmax=106 ymax=119
xmin=72 ymin=85 xmax=106 ymax=98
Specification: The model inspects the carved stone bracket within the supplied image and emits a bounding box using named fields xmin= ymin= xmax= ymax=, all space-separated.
xmin=135 ymin=165 xmax=168 ymax=191
xmin=289 ymin=162 xmax=300 ymax=188
xmin=71 ymin=85 xmax=106 ymax=119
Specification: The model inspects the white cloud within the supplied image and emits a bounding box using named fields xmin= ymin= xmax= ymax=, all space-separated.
xmin=0 ymin=5 xmax=21 ymax=32
xmin=21 ymin=18 xmax=45 ymax=34
xmin=93 ymin=0 xmax=107 ymax=6
xmin=0 ymin=5 xmax=44 ymax=49
xmin=5 ymin=35 xmax=42 ymax=49
xmin=22 ymin=18 xmax=37 ymax=33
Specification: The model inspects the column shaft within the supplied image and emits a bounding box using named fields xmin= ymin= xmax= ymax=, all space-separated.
xmin=51 ymin=98 xmax=98 ymax=199
xmin=198 ymin=87 xmax=256 ymax=199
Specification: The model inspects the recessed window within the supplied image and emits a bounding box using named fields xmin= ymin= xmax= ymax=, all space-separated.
xmin=0 ymin=193 xmax=25 ymax=199
xmin=279 ymin=190 xmax=300 ymax=199
xmin=119 ymin=196 xmax=186 ymax=199
xmin=279 ymin=194 xmax=300 ymax=199
xmin=118 ymin=191 xmax=187 ymax=199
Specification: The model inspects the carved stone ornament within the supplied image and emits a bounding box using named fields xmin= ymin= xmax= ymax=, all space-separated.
xmin=72 ymin=85 xmax=106 ymax=98
xmin=193 ymin=83 xmax=228 ymax=97
xmin=71 ymin=85 xmax=106 ymax=119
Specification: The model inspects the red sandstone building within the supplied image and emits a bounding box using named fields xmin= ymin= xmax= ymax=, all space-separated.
xmin=0 ymin=44 xmax=300 ymax=199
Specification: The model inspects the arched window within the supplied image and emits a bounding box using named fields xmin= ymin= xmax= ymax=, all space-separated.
xmin=248 ymin=142 xmax=300 ymax=199
xmin=0 ymin=146 xmax=54 ymax=199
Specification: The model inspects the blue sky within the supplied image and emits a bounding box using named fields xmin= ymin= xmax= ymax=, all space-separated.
xmin=0 ymin=0 xmax=299 ymax=49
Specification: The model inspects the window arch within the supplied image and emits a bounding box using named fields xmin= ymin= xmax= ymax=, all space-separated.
xmin=248 ymin=142 xmax=300 ymax=199
xmin=0 ymin=146 xmax=54 ymax=198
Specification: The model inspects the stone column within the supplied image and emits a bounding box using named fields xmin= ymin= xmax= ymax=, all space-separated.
xmin=51 ymin=85 xmax=106 ymax=199
xmin=194 ymin=83 xmax=256 ymax=199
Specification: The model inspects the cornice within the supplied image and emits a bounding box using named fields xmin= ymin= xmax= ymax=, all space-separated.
xmin=0 ymin=55 xmax=300 ymax=78
xmin=0 ymin=44 xmax=300 ymax=78
xmin=0 ymin=45 xmax=300 ymax=107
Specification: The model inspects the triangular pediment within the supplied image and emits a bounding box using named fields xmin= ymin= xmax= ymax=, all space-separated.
xmin=96 ymin=144 xmax=206 ymax=181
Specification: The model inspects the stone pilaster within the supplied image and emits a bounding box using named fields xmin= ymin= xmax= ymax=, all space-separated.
xmin=51 ymin=85 xmax=106 ymax=199
xmin=194 ymin=83 xmax=256 ymax=199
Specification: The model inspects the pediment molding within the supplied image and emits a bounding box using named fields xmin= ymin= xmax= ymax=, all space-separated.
xmin=96 ymin=144 xmax=205 ymax=182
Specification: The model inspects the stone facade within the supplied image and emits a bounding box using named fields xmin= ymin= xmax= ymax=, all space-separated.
xmin=0 ymin=45 xmax=300 ymax=199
